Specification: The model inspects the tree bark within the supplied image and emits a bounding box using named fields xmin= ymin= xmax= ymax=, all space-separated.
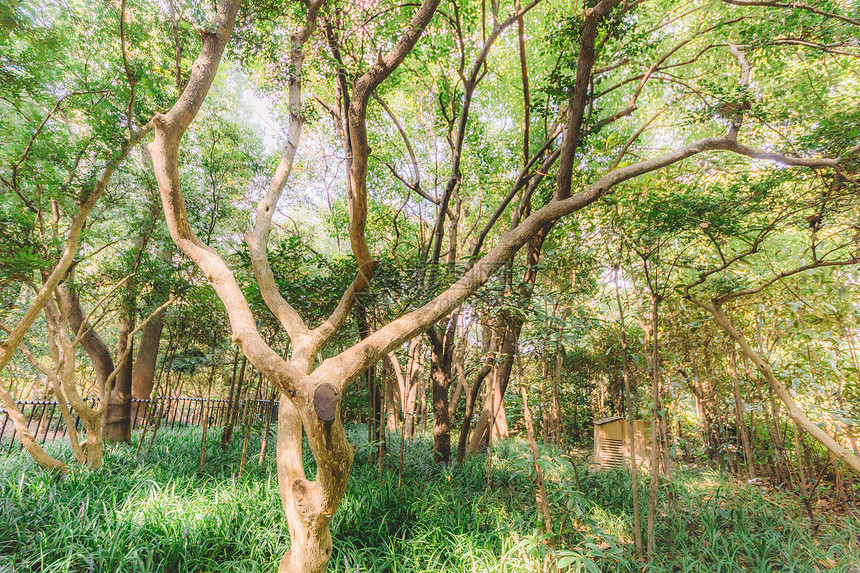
xmin=427 ymin=316 xmax=456 ymax=464
xmin=276 ymin=389 xmax=353 ymax=573
xmin=131 ymin=313 xmax=164 ymax=401
xmin=102 ymin=314 xmax=134 ymax=443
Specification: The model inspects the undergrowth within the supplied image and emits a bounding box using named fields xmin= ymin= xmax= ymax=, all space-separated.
xmin=0 ymin=426 xmax=858 ymax=572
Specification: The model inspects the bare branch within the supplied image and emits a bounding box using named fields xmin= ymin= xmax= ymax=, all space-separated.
xmin=429 ymin=0 xmax=541 ymax=266
xmin=71 ymin=273 xmax=135 ymax=346
xmin=715 ymin=257 xmax=859 ymax=304
xmin=373 ymin=92 xmax=431 ymax=202
xmin=609 ymin=109 xmax=664 ymax=171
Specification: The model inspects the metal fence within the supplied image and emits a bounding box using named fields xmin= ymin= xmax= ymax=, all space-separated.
xmin=0 ymin=397 xmax=278 ymax=454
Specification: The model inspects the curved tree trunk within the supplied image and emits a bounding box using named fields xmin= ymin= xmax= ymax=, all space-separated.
xmin=57 ymin=283 xmax=132 ymax=443
xmin=456 ymin=357 xmax=493 ymax=464
xmin=56 ymin=285 xmax=116 ymax=388
xmin=468 ymin=321 xmax=519 ymax=450
xmin=468 ymin=222 xmax=549 ymax=452
xmin=53 ymin=284 xmax=117 ymax=455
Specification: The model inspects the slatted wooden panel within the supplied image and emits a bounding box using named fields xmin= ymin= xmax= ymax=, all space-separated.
xmin=593 ymin=418 xmax=653 ymax=469
xmin=601 ymin=438 xmax=625 ymax=468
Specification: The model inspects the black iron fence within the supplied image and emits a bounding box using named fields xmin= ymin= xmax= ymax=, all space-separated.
xmin=0 ymin=397 xmax=279 ymax=454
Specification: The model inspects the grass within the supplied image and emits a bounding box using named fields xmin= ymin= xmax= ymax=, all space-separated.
xmin=0 ymin=426 xmax=858 ymax=572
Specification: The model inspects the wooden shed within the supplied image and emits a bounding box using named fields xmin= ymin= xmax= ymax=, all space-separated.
xmin=592 ymin=416 xmax=651 ymax=470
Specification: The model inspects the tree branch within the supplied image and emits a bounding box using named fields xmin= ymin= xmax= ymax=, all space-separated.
xmin=244 ymin=4 xmax=326 ymax=349
xmin=316 ymin=133 xmax=843 ymax=387
xmin=720 ymin=0 xmax=860 ymax=27
xmin=148 ymin=0 xmax=309 ymax=397
xmin=0 ymin=121 xmax=153 ymax=379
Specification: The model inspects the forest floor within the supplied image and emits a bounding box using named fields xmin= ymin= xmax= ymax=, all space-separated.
xmin=0 ymin=426 xmax=858 ymax=572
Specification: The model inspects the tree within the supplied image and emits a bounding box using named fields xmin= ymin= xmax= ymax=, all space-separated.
xmin=4 ymin=0 xmax=859 ymax=567
xmin=0 ymin=0 xmax=172 ymax=466
xmin=146 ymin=1 xmax=859 ymax=570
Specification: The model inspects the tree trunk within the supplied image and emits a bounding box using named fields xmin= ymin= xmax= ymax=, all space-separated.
xmin=550 ymin=339 xmax=563 ymax=446
xmin=199 ymin=333 xmax=219 ymax=470
xmin=429 ymin=348 xmax=451 ymax=464
xmin=418 ymin=379 xmax=429 ymax=433
xmin=102 ymin=313 xmax=134 ymax=443
xmin=56 ymin=285 xmax=116 ymax=391
xmin=382 ymin=357 xmax=399 ymax=431
xmin=615 ymin=269 xmax=643 ymax=555
xmin=456 ymin=359 xmax=492 ymax=464
xmin=239 ymin=372 xmax=262 ymax=478
xmin=730 ymin=346 xmax=756 ymax=479
xmin=469 ymin=322 xmax=519 ymax=450
xmin=387 ymin=351 xmax=407 ymax=418
xmin=356 ymin=300 xmax=383 ymax=462
xmin=427 ymin=316 xmax=456 ymax=465
xmin=468 ymin=224 xmax=548 ymax=452
xmin=259 ymin=386 xmax=278 ymax=464
xmin=276 ymin=387 xmax=353 ymax=573
xmin=199 ymin=370 xmax=214 ymax=471
xmin=448 ymin=370 xmax=465 ymax=421
xmin=131 ymin=312 xmax=164 ymax=401
xmin=762 ymin=383 xmax=793 ymax=485
xmin=646 ymin=292 xmax=661 ymax=554
xmin=403 ymin=338 xmax=422 ymax=438
xmin=448 ymin=321 xmax=472 ymax=420
xmin=222 ymin=354 xmax=247 ymax=446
